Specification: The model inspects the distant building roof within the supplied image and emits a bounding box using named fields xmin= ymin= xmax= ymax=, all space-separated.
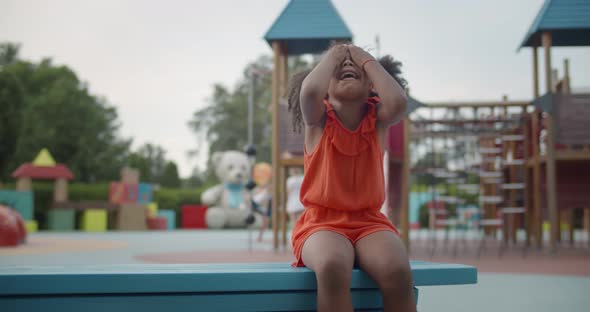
xmin=264 ymin=0 xmax=353 ymax=55
xmin=520 ymin=0 xmax=590 ymax=48
xmin=12 ymin=164 xmax=74 ymax=180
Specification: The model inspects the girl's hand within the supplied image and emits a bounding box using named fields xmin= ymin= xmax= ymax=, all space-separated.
xmin=348 ymin=45 xmax=375 ymax=69
xmin=326 ymin=44 xmax=348 ymax=63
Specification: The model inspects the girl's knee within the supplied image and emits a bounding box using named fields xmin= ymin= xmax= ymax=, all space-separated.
xmin=314 ymin=255 xmax=352 ymax=290
xmin=375 ymin=261 xmax=412 ymax=291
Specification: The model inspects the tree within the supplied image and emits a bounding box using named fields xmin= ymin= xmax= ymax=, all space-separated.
xmin=160 ymin=161 xmax=181 ymax=188
xmin=188 ymin=55 xmax=311 ymax=183
xmin=182 ymin=167 xmax=206 ymax=188
xmin=127 ymin=143 xmax=181 ymax=187
xmin=0 ymin=42 xmax=131 ymax=182
xmin=128 ymin=143 xmax=166 ymax=183
xmin=0 ymin=43 xmax=25 ymax=180
xmin=0 ymin=43 xmax=20 ymax=67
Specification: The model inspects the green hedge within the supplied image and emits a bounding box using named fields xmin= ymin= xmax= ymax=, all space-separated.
xmin=1 ymin=182 xmax=207 ymax=229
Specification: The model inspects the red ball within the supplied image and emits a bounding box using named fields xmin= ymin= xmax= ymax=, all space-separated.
xmin=0 ymin=205 xmax=20 ymax=247
xmin=10 ymin=210 xmax=27 ymax=244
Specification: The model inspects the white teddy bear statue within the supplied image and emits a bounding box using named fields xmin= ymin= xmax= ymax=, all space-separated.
xmin=202 ymin=150 xmax=262 ymax=229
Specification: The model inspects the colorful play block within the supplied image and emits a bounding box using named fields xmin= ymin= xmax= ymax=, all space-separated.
xmin=147 ymin=216 xmax=168 ymax=230
xmin=158 ymin=210 xmax=176 ymax=229
xmin=137 ymin=183 xmax=153 ymax=204
xmin=147 ymin=202 xmax=158 ymax=217
xmin=48 ymin=209 xmax=75 ymax=231
xmin=25 ymin=220 xmax=38 ymax=233
xmin=109 ymin=182 xmax=138 ymax=204
xmin=181 ymin=205 xmax=207 ymax=229
xmin=116 ymin=204 xmax=147 ymax=231
xmin=81 ymin=209 xmax=107 ymax=232
xmin=0 ymin=190 xmax=34 ymax=220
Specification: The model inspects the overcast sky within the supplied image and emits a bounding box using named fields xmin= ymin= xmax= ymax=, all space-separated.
xmin=1 ymin=0 xmax=589 ymax=177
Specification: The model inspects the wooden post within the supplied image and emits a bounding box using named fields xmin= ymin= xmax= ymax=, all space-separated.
xmin=584 ymin=208 xmax=590 ymax=247
xmin=16 ymin=177 xmax=32 ymax=191
xmin=532 ymin=45 xmax=540 ymax=99
xmin=502 ymin=138 xmax=509 ymax=244
xmin=491 ymin=138 xmax=498 ymax=238
xmin=542 ymin=31 xmax=558 ymax=251
xmin=280 ymin=47 xmax=288 ymax=95
xmin=563 ymin=59 xmax=570 ymax=94
xmin=400 ymin=118 xmax=410 ymax=248
xmin=523 ymin=107 xmax=531 ymax=247
xmin=54 ymin=178 xmax=68 ymax=202
xmin=271 ymin=41 xmax=281 ymax=250
xmin=279 ymin=45 xmax=289 ymax=248
xmin=531 ymin=40 xmax=543 ymax=248
xmin=556 ymin=210 xmax=564 ymax=243
xmin=281 ymin=166 xmax=288 ymax=247
xmin=569 ymin=210 xmax=575 ymax=246
xmin=509 ymin=140 xmax=518 ymax=243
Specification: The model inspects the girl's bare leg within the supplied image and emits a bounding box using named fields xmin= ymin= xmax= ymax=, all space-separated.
xmin=355 ymin=231 xmax=416 ymax=312
xmin=301 ymin=231 xmax=354 ymax=312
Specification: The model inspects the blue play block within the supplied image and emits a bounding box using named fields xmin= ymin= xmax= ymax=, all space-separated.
xmin=0 ymin=261 xmax=476 ymax=311
xmin=157 ymin=209 xmax=176 ymax=229
xmin=137 ymin=183 xmax=153 ymax=204
xmin=0 ymin=190 xmax=34 ymax=220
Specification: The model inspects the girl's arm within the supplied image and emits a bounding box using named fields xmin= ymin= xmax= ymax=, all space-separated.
xmin=349 ymin=45 xmax=407 ymax=127
xmin=300 ymin=44 xmax=347 ymax=127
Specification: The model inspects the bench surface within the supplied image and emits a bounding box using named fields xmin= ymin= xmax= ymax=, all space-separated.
xmin=0 ymin=261 xmax=477 ymax=311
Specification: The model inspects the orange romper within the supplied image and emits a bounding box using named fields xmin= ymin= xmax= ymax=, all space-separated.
xmin=291 ymin=96 xmax=399 ymax=267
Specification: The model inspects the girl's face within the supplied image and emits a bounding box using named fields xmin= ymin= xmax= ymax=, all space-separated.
xmin=327 ymin=52 xmax=371 ymax=102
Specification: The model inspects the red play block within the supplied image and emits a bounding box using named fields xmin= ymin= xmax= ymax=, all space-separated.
xmin=147 ymin=216 xmax=168 ymax=230
xmin=181 ymin=205 xmax=208 ymax=229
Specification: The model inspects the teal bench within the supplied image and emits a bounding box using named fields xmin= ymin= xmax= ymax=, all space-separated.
xmin=0 ymin=261 xmax=476 ymax=311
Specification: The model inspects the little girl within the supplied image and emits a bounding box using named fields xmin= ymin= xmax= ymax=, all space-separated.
xmin=286 ymin=44 xmax=416 ymax=312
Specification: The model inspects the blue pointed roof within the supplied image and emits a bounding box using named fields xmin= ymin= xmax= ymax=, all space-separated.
xmin=519 ymin=0 xmax=590 ymax=48
xmin=264 ymin=0 xmax=353 ymax=55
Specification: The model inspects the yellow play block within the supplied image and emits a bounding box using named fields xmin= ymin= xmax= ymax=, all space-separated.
xmin=542 ymin=221 xmax=570 ymax=232
xmin=81 ymin=209 xmax=107 ymax=232
xmin=147 ymin=202 xmax=158 ymax=217
xmin=32 ymin=148 xmax=56 ymax=167
xmin=25 ymin=220 xmax=38 ymax=233
xmin=542 ymin=221 xmax=550 ymax=232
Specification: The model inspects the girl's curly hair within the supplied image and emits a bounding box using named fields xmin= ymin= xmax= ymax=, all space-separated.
xmin=286 ymin=55 xmax=407 ymax=133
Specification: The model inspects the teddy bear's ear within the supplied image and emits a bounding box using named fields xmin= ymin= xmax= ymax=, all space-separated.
xmin=212 ymin=152 xmax=223 ymax=167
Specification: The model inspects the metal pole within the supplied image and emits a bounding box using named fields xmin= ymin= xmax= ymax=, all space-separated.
xmin=248 ymin=68 xmax=255 ymax=146
xmin=246 ymin=67 xmax=256 ymax=252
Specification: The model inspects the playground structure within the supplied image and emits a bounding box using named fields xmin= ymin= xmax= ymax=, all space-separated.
xmin=396 ymin=0 xmax=590 ymax=253
xmin=266 ymin=0 xmax=590 ymax=252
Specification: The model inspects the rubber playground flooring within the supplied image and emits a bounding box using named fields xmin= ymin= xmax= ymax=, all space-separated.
xmin=1 ymin=230 xmax=588 ymax=312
